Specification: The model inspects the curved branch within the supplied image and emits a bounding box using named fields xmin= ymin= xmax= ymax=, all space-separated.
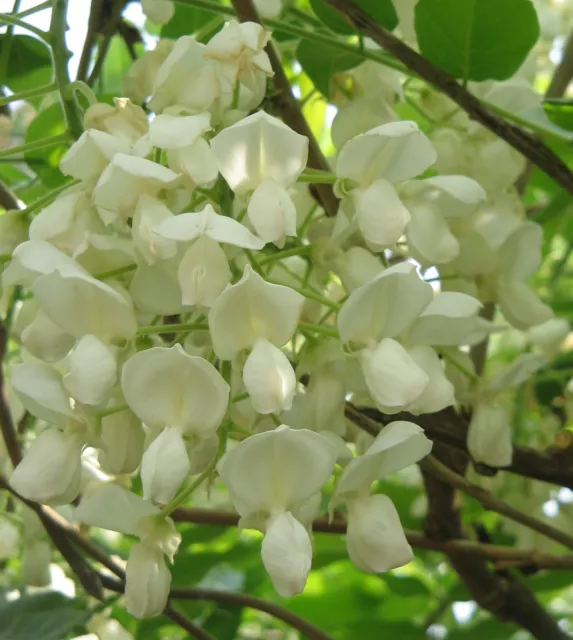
xmin=171 ymin=507 xmax=573 ymax=570
xmin=347 ymin=403 xmax=573 ymax=490
xmin=319 ymin=0 xmax=573 ymax=196
xmin=422 ymin=455 xmax=573 ymax=551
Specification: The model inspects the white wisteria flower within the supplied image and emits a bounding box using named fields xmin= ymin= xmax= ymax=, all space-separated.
xmin=217 ymin=426 xmax=337 ymax=595
xmin=332 ymin=421 xmax=432 ymax=572
xmin=335 ymin=120 xmax=437 ymax=249
xmin=210 ymin=111 xmax=309 ymax=246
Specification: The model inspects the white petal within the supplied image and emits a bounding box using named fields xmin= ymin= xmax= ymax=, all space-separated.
xmin=142 ymin=427 xmax=190 ymax=504
xmin=130 ymin=262 xmax=185 ymax=316
xmin=467 ymin=404 xmax=512 ymax=468
xmin=336 ymin=121 xmax=436 ymax=186
xmin=408 ymin=292 xmax=483 ymax=346
xmin=33 ymin=265 xmax=138 ymax=341
xmin=217 ymin=425 xmax=336 ymax=516
xmin=132 ymin=194 xmax=177 ymax=265
xmin=338 ymin=262 xmax=433 ymax=345
xmin=0 ymin=517 xmax=20 ymax=559
xmin=422 ymin=175 xmax=486 ymax=212
xmin=167 ymin=139 xmax=219 ymax=186
xmin=156 ymin=204 xmax=265 ymax=250
xmin=141 ymin=0 xmax=175 ymax=24
xmin=99 ymin=409 xmax=145 ymax=475
xmin=121 ymin=344 xmax=229 ymax=435
xmin=21 ymin=309 xmax=75 ymax=363
xmin=336 ymin=246 xmax=384 ymax=292
xmin=63 ymin=335 xmax=117 ymax=406
xmin=355 ymin=179 xmax=410 ymax=248
xmin=60 ymin=129 xmax=131 ymax=183
xmin=93 ymin=154 xmax=180 ymax=222
xmin=360 ymin=339 xmax=429 ymax=409
xmin=22 ymin=540 xmax=51 ymax=587
xmin=148 ymin=112 xmax=211 ymax=149
xmin=496 ymin=279 xmax=553 ymax=330
xmin=11 ymin=362 xmax=76 ymax=427
xmin=336 ymin=421 xmax=432 ymax=497
xmin=406 ymin=345 xmax=456 ymax=414
xmin=2 ymin=240 xmax=79 ymax=288
xmin=178 ymin=237 xmax=231 ymax=307
xmin=261 ymin=512 xmax=312 ymax=596
xmin=208 ymin=265 xmax=305 ymax=360
xmin=243 ymin=338 xmax=296 ymax=414
xmin=406 ymin=203 xmax=459 ymax=265
xmin=247 ymin=179 xmax=297 ymax=248
xmin=498 ymin=222 xmax=544 ymax=281
xmin=210 ymin=111 xmax=309 ymax=191
xmin=488 ymin=353 xmax=548 ymax=392
xmin=10 ymin=428 xmax=83 ymax=505
xmin=125 ymin=543 xmax=171 ymax=618
xmin=346 ymin=495 xmax=413 ymax=572
xmin=75 ymin=484 xmax=158 ymax=534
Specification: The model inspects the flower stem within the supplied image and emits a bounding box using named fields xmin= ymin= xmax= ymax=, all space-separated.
xmin=0 ymin=83 xmax=57 ymax=107
xmin=172 ymin=0 xmax=406 ymax=72
xmin=258 ymin=244 xmax=312 ymax=266
xmin=50 ymin=0 xmax=84 ymax=140
xmin=0 ymin=133 xmax=70 ymax=160
xmin=17 ymin=1 xmax=52 ymax=17
xmin=436 ymin=348 xmax=479 ymax=382
xmin=0 ymin=12 xmax=49 ymax=40
xmin=159 ymin=427 xmax=228 ymax=517
xmin=298 ymin=169 xmax=337 ymax=184
xmin=298 ymin=322 xmax=339 ymax=338
xmin=267 ymin=279 xmax=339 ymax=310
xmin=137 ymin=322 xmax=209 ymax=335
xmin=19 ymin=179 xmax=79 ymax=217
xmin=96 ymin=263 xmax=137 ymax=280
xmin=68 ymin=80 xmax=98 ymax=106
xmin=96 ymin=403 xmax=129 ymax=419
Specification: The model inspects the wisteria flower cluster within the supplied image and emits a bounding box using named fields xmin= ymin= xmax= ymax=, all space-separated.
xmin=3 ymin=17 xmax=554 ymax=619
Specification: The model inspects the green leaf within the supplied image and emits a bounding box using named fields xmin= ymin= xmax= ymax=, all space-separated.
xmin=0 ymin=34 xmax=52 ymax=93
xmin=25 ymin=102 xmax=70 ymax=189
xmin=160 ymin=2 xmax=222 ymax=39
xmin=341 ymin=621 xmax=425 ymax=639
xmin=0 ymin=592 xmax=89 ymax=640
xmin=296 ymin=39 xmax=361 ymax=98
xmin=310 ymin=0 xmax=398 ymax=34
xmin=414 ymin=0 xmax=540 ymax=82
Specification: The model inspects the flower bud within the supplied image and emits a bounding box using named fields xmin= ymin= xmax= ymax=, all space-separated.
xmin=141 ymin=427 xmax=190 ymax=504
xmin=261 ymin=512 xmax=312 ymax=596
xmin=242 ymin=338 xmax=296 ymax=414
xmin=125 ymin=543 xmax=171 ymax=618
xmin=84 ymin=98 xmax=148 ymax=147
xmin=10 ymin=428 xmax=84 ymax=505
xmin=467 ymin=403 xmax=512 ymax=468
xmin=21 ymin=539 xmax=51 ymax=587
xmin=346 ymin=494 xmax=413 ymax=572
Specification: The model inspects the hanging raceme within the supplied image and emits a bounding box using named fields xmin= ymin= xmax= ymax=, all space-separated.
xmin=0 ymin=1 xmax=567 ymax=636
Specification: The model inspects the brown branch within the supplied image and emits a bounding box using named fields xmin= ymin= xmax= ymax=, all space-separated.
xmin=230 ymin=0 xmax=339 ymax=217
xmin=422 ymin=444 xmax=566 ymax=640
xmin=319 ymin=0 xmax=573 ymax=197
xmin=347 ymin=403 xmax=573 ymax=490
xmin=171 ymin=507 xmax=573 ymax=570
xmin=422 ymin=455 xmax=573 ymax=551
xmin=100 ymin=574 xmax=333 ymax=640
xmin=547 ymin=30 xmax=573 ymax=99
xmin=0 ymin=324 xmax=21 ymax=467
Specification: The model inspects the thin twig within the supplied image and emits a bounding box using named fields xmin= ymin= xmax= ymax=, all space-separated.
xmin=319 ymin=0 xmax=573 ymax=196
xmin=76 ymin=0 xmax=104 ymax=82
xmin=422 ymin=455 xmax=573 ymax=552
xmin=171 ymin=506 xmax=573 ymax=570
xmin=230 ymin=0 xmax=339 ymax=217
